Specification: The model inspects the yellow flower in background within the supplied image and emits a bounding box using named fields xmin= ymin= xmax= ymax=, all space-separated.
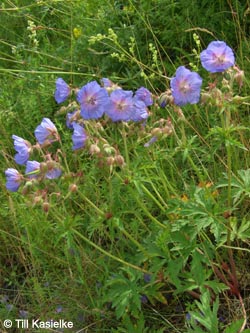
xmin=73 ymin=27 xmax=82 ymax=38
xmin=181 ymin=194 xmax=189 ymax=202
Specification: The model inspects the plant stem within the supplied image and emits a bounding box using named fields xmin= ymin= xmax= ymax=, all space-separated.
xmin=122 ymin=122 xmax=130 ymax=168
xmin=72 ymin=228 xmax=149 ymax=274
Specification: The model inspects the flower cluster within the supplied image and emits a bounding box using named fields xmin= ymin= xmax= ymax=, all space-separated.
xmin=170 ymin=40 xmax=235 ymax=106
xmin=5 ymin=78 xmax=154 ymax=198
xmin=5 ymin=118 xmax=62 ymax=195
xmin=57 ymin=77 xmax=152 ymax=123
xmin=5 ymin=40 xmax=239 ymax=204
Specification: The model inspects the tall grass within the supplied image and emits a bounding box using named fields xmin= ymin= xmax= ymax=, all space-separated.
xmin=0 ymin=1 xmax=250 ymax=332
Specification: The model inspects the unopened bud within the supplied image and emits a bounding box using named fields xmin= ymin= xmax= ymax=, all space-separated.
xmin=103 ymin=144 xmax=116 ymax=155
xmin=234 ymin=70 xmax=244 ymax=88
xmin=22 ymin=181 xmax=33 ymax=195
xmin=151 ymin=127 xmax=162 ymax=137
xmin=33 ymin=196 xmax=42 ymax=205
xmin=162 ymin=125 xmax=173 ymax=136
xmin=89 ymin=144 xmax=101 ymax=155
xmin=114 ymin=155 xmax=125 ymax=167
xmin=94 ymin=122 xmax=104 ymax=131
xmin=221 ymin=78 xmax=230 ymax=92
xmin=42 ymin=201 xmax=50 ymax=213
xmin=232 ymin=95 xmax=243 ymax=104
xmin=200 ymin=92 xmax=211 ymax=104
xmin=46 ymin=160 xmax=56 ymax=170
xmin=40 ymin=162 xmax=48 ymax=173
xmin=69 ymin=184 xmax=78 ymax=192
xmin=174 ymin=107 xmax=185 ymax=119
xmin=211 ymin=87 xmax=222 ymax=100
xmin=106 ymin=156 xmax=115 ymax=166
xmin=158 ymin=91 xmax=173 ymax=108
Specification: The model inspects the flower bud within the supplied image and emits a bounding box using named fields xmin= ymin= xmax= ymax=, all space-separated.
xmin=22 ymin=181 xmax=33 ymax=195
xmin=106 ymin=156 xmax=115 ymax=166
xmin=174 ymin=107 xmax=185 ymax=120
xmin=232 ymin=95 xmax=243 ymax=104
xmin=162 ymin=125 xmax=173 ymax=136
xmin=69 ymin=184 xmax=78 ymax=192
xmin=221 ymin=78 xmax=230 ymax=92
xmin=211 ymin=87 xmax=222 ymax=100
xmin=234 ymin=70 xmax=244 ymax=88
xmin=40 ymin=162 xmax=48 ymax=174
xmin=114 ymin=155 xmax=125 ymax=167
xmin=42 ymin=201 xmax=50 ymax=213
xmin=200 ymin=92 xmax=211 ymax=104
xmin=46 ymin=160 xmax=56 ymax=170
xmin=151 ymin=127 xmax=162 ymax=138
xmin=33 ymin=195 xmax=42 ymax=205
xmin=103 ymin=144 xmax=116 ymax=155
xmin=94 ymin=122 xmax=104 ymax=131
xmin=157 ymin=91 xmax=173 ymax=108
xmin=89 ymin=144 xmax=101 ymax=155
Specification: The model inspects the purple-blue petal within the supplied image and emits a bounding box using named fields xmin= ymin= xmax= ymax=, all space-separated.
xmin=130 ymin=98 xmax=149 ymax=122
xmin=25 ymin=161 xmax=40 ymax=178
xmin=135 ymin=87 xmax=153 ymax=106
xmin=170 ymin=66 xmax=202 ymax=106
xmin=5 ymin=168 xmax=22 ymax=192
xmin=54 ymin=78 xmax=70 ymax=104
xmin=66 ymin=110 xmax=78 ymax=129
xmin=200 ymin=41 xmax=235 ymax=73
xmin=105 ymin=89 xmax=134 ymax=122
xmin=12 ymin=135 xmax=30 ymax=165
xmin=77 ymin=81 xmax=109 ymax=120
xmin=46 ymin=168 xmax=62 ymax=179
xmin=72 ymin=122 xmax=87 ymax=150
xmin=34 ymin=118 xmax=58 ymax=144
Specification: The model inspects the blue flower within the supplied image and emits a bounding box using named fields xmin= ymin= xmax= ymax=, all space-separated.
xmin=140 ymin=295 xmax=148 ymax=304
xmin=5 ymin=168 xmax=22 ymax=192
xmin=170 ymin=66 xmax=202 ymax=106
xmin=34 ymin=118 xmax=59 ymax=145
xmin=77 ymin=81 xmax=109 ymax=119
xmin=105 ymin=89 xmax=134 ymax=122
xmin=135 ymin=87 xmax=153 ymax=106
xmin=130 ymin=98 xmax=149 ymax=122
xmin=200 ymin=41 xmax=235 ymax=73
xmin=12 ymin=135 xmax=31 ymax=165
xmin=72 ymin=122 xmax=87 ymax=150
xmin=66 ymin=110 xmax=78 ymax=129
xmin=25 ymin=160 xmax=40 ymax=178
xmin=45 ymin=167 xmax=62 ymax=179
xmin=143 ymin=273 xmax=151 ymax=283
xmin=54 ymin=78 xmax=70 ymax=104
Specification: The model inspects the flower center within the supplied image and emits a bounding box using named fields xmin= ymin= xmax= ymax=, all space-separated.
xmin=117 ymin=102 xmax=126 ymax=111
xmin=179 ymin=80 xmax=190 ymax=94
xmin=213 ymin=53 xmax=226 ymax=64
xmin=87 ymin=96 xmax=97 ymax=105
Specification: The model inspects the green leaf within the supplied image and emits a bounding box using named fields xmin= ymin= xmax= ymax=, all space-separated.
xmin=224 ymin=318 xmax=245 ymax=333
